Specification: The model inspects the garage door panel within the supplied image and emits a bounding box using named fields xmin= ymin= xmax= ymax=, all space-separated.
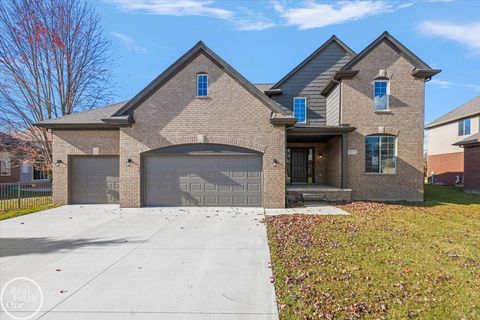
xmin=144 ymin=153 xmax=262 ymax=207
xmin=72 ymin=156 xmax=119 ymax=204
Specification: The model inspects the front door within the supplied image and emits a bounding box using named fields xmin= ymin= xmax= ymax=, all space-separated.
xmin=291 ymin=149 xmax=308 ymax=183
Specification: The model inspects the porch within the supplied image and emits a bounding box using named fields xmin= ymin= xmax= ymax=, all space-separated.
xmin=286 ymin=184 xmax=352 ymax=202
xmin=286 ymin=126 xmax=355 ymax=202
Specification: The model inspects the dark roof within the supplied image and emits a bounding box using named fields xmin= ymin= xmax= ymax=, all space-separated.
xmin=35 ymin=101 xmax=128 ymax=129
xmin=320 ymin=70 xmax=359 ymax=96
xmin=270 ymin=35 xmax=356 ymax=90
xmin=426 ymin=96 xmax=480 ymax=129
xmin=342 ymin=31 xmax=435 ymax=71
xmin=114 ymin=41 xmax=290 ymax=116
xmin=453 ymin=132 xmax=480 ymax=146
xmin=320 ymin=32 xmax=440 ymax=97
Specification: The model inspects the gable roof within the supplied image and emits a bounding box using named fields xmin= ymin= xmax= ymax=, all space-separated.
xmin=341 ymin=31 xmax=435 ymax=72
xmin=270 ymin=35 xmax=356 ymax=90
xmin=113 ymin=41 xmax=290 ymax=117
xmin=36 ymin=101 xmax=128 ymax=129
xmin=426 ymin=95 xmax=480 ymax=129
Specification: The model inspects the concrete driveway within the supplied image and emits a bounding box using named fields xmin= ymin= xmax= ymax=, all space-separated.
xmin=0 ymin=206 xmax=277 ymax=320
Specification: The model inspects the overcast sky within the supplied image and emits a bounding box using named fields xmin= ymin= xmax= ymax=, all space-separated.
xmin=94 ymin=0 xmax=480 ymax=124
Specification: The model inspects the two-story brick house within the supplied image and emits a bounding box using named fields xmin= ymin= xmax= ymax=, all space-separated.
xmin=36 ymin=32 xmax=440 ymax=208
xmin=426 ymin=96 xmax=480 ymax=185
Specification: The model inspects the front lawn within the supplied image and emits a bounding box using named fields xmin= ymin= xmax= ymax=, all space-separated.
xmin=266 ymin=185 xmax=480 ymax=319
xmin=0 ymin=204 xmax=56 ymax=221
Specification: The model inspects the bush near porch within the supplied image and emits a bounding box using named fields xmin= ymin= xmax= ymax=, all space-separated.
xmin=266 ymin=185 xmax=480 ymax=319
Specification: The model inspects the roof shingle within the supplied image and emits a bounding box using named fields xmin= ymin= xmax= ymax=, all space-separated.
xmin=426 ymin=96 xmax=480 ymax=129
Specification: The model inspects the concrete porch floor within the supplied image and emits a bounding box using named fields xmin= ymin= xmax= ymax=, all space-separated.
xmin=286 ymin=184 xmax=352 ymax=202
xmin=286 ymin=184 xmax=352 ymax=192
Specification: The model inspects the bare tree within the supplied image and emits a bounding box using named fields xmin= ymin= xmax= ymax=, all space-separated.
xmin=0 ymin=0 xmax=113 ymax=170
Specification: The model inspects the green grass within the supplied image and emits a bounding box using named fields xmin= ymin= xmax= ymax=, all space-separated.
xmin=266 ymin=185 xmax=480 ymax=319
xmin=0 ymin=203 xmax=56 ymax=221
xmin=0 ymin=196 xmax=53 ymax=211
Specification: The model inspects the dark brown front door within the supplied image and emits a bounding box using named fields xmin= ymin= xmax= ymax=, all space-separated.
xmin=291 ymin=149 xmax=308 ymax=183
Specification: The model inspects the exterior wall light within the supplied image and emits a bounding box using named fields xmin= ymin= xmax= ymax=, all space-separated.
xmin=318 ymin=152 xmax=323 ymax=159
xmin=126 ymin=159 xmax=132 ymax=167
xmin=55 ymin=159 xmax=62 ymax=167
xmin=273 ymin=159 xmax=279 ymax=167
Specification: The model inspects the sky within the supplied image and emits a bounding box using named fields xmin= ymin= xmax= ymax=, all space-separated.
xmin=93 ymin=0 xmax=480 ymax=125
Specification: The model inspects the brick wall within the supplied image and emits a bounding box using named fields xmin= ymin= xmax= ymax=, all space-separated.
xmin=326 ymin=136 xmax=342 ymax=188
xmin=0 ymin=160 xmax=20 ymax=184
xmin=52 ymin=130 xmax=119 ymax=205
xmin=427 ymin=152 xmax=463 ymax=185
xmin=464 ymin=145 xmax=480 ymax=193
xmin=341 ymin=40 xmax=425 ymax=201
xmin=119 ymin=52 xmax=286 ymax=208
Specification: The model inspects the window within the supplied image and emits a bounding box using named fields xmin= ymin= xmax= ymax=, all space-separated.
xmin=373 ymin=80 xmax=389 ymax=111
xmin=0 ymin=158 xmax=11 ymax=176
xmin=365 ymin=136 xmax=396 ymax=174
xmin=293 ymin=97 xmax=307 ymax=123
xmin=458 ymin=118 xmax=471 ymax=136
xmin=197 ymin=74 xmax=208 ymax=97
xmin=33 ymin=167 xmax=49 ymax=180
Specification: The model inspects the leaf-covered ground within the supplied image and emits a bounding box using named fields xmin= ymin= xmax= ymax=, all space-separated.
xmin=266 ymin=185 xmax=480 ymax=319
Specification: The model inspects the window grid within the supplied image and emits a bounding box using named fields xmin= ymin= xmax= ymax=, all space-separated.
xmin=197 ymin=74 xmax=208 ymax=97
xmin=0 ymin=159 xmax=11 ymax=176
xmin=293 ymin=97 xmax=307 ymax=123
xmin=373 ymin=81 xmax=389 ymax=111
xmin=458 ymin=119 xmax=471 ymax=136
xmin=365 ymin=136 xmax=396 ymax=174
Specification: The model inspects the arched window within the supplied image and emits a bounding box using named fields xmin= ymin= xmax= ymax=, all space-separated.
xmin=365 ymin=135 xmax=396 ymax=174
xmin=197 ymin=73 xmax=208 ymax=97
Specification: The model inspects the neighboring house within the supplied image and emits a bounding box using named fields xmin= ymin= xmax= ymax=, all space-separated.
xmin=0 ymin=132 xmax=50 ymax=184
xmin=426 ymin=96 xmax=480 ymax=185
xmin=453 ymin=132 xmax=480 ymax=193
xmin=36 ymin=31 xmax=439 ymax=208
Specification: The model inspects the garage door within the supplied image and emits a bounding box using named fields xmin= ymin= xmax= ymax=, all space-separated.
xmin=143 ymin=145 xmax=262 ymax=207
xmin=72 ymin=156 xmax=119 ymax=204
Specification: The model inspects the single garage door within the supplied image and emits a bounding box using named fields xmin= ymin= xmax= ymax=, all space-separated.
xmin=143 ymin=144 xmax=262 ymax=207
xmin=72 ymin=156 xmax=119 ymax=204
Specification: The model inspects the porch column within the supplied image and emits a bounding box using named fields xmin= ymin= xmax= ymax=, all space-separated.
xmin=341 ymin=133 xmax=348 ymax=188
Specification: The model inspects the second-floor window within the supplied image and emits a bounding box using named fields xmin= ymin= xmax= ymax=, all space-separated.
xmin=373 ymin=80 xmax=389 ymax=111
xmin=293 ymin=97 xmax=307 ymax=123
xmin=197 ymin=74 xmax=208 ymax=97
xmin=458 ymin=118 xmax=471 ymax=136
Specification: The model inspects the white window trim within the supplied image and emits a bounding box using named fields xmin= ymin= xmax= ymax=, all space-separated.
xmin=197 ymin=73 xmax=208 ymax=97
xmin=365 ymin=135 xmax=397 ymax=175
xmin=0 ymin=158 xmax=11 ymax=176
xmin=459 ymin=118 xmax=471 ymax=136
xmin=293 ymin=97 xmax=307 ymax=124
xmin=373 ymin=80 xmax=390 ymax=112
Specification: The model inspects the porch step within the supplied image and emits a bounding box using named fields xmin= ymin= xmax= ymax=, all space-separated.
xmin=302 ymin=193 xmax=326 ymax=201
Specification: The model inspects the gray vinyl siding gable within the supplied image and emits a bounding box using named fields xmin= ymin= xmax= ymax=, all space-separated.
xmin=272 ymin=42 xmax=352 ymax=127
xmin=326 ymin=84 xmax=340 ymax=126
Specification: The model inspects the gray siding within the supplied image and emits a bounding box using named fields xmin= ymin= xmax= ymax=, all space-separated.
xmin=326 ymin=84 xmax=340 ymax=126
xmin=272 ymin=41 xmax=352 ymax=127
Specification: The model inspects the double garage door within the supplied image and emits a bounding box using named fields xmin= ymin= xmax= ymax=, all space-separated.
xmin=144 ymin=152 xmax=262 ymax=207
xmin=71 ymin=148 xmax=263 ymax=207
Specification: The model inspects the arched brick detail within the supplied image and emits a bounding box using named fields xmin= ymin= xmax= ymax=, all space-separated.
xmin=152 ymin=135 xmax=267 ymax=153
xmin=366 ymin=127 xmax=399 ymax=136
